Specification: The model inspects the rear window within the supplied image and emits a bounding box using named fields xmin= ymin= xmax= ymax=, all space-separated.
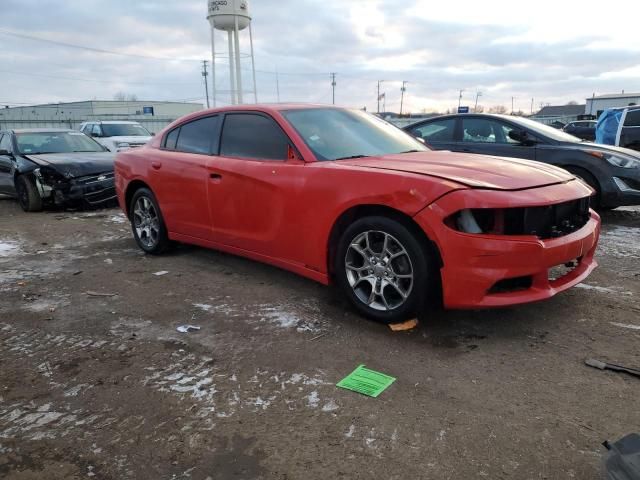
xmin=411 ymin=119 xmax=456 ymax=142
xmin=167 ymin=116 xmax=221 ymax=155
xmin=624 ymin=109 xmax=640 ymax=127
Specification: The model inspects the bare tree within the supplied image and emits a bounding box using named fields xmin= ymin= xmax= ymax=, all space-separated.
xmin=113 ymin=92 xmax=138 ymax=102
xmin=489 ymin=105 xmax=508 ymax=114
xmin=566 ymin=100 xmax=578 ymax=105
xmin=475 ymin=105 xmax=485 ymax=113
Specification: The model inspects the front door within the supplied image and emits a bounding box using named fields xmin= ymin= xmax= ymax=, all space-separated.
xmin=206 ymin=112 xmax=306 ymax=261
xmin=453 ymin=116 xmax=537 ymax=160
xmin=408 ymin=117 xmax=458 ymax=151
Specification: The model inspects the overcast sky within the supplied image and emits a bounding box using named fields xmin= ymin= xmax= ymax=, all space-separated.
xmin=1 ymin=0 xmax=639 ymax=113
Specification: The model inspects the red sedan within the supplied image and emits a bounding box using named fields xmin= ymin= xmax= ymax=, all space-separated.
xmin=115 ymin=105 xmax=600 ymax=323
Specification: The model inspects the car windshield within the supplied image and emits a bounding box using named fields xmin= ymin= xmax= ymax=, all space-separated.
xmin=101 ymin=123 xmax=151 ymax=137
xmin=281 ymin=108 xmax=428 ymax=161
xmin=15 ymin=132 xmax=105 ymax=154
xmin=502 ymin=116 xmax=583 ymax=143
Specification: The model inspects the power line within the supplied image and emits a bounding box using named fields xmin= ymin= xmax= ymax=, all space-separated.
xmin=0 ymin=69 xmax=201 ymax=86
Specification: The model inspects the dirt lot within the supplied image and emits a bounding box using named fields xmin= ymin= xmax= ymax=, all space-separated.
xmin=0 ymin=197 xmax=638 ymax=480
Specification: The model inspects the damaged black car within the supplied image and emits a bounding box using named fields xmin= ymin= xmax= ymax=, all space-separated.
xmin=0 ymin=128 xmax=117 ymax=211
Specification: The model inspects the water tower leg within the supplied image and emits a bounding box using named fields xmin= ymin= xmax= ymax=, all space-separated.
xmin=211 ymin=28 xmax=216 ymax=108
xmin=233 ymin=16 xmax=243 ymax=104
xmin=227 ymin=30 xmax=236 ymax=105
xmin=249 ymin=24 xmax=258 ymax=103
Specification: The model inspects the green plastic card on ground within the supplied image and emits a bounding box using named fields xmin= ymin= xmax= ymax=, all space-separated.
xmin=336 ymin=365 xmax=396 ymax=398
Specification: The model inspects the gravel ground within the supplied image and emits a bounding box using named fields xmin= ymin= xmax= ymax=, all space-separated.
xmin=0 ymin=197 xmax=638 ymax=480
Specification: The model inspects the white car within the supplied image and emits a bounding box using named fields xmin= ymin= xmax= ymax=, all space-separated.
xmin=79 ymin=121 xmax=153 ymax=152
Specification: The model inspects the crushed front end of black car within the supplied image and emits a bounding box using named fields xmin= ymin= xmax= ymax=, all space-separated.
xmin=33 ymin=167 xmax=117 ymax=208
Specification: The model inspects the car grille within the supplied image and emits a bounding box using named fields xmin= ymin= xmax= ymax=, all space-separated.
xmin=73 ymin=172 xmax=115 ymax=186
xmin=503 ymin=197 xmax=591 ymax=239
xmin=72 ymin=172 xmax=116 ymax=205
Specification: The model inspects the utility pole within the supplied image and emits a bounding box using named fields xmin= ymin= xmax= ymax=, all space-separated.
xmin=474 ymin=91 xmax=482 ymax=112
xmin=202 ymin=60 xmax=210 ymax=108
xmin=331 ymin=73 xmax=337 ymax=105
xmin=458 ymin=89 xmax=464 ymax=110
xmin=531 ymin=98 xmax=534 ymax=115
xmin=511 ymin=96 xmax=515 ymax=115
xmin=400 ymin=81 xmax=408 ymax=115
xmin=377 ymin=80 xmax=385 ymax=113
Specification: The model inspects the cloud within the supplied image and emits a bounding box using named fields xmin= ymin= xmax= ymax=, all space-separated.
xmin=0 ymin=0 xmax=638 ymax=113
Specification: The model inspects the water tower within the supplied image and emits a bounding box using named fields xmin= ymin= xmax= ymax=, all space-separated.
xmin=208 ymin=0 xmax=257 ymax=105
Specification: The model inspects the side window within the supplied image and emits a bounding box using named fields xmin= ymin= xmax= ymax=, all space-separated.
xmin=624 ymin=110 xmax=640 ymax=127
xmin=174 ymin=116 xmax=221 ymax=155
xmin=220 ymin=113 xmax=289 ymax=160
xmin=164 ymin=127 xmax=180 ymax=150
xmin=0 ymin=134 xmax=11 ymax=153
xmin=411 ymin=119 xmax=456 ymax=143
xmin=462 ymin=118 xmax=519 ymax=144
xmin=91 ymin=124 xmax=102 ymax=137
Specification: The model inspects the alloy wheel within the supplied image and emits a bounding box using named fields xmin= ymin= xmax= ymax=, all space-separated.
xmin=344 ymin=230 xmax=414 ymax=311
xmin=133 ymin=196 xmax=160 ymax=249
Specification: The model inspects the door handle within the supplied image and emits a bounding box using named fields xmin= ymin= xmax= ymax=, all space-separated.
xmin=151 ymin=161 xmax=162 ymax=170
xmin=209 ymin=173 xmax=222 ymax=182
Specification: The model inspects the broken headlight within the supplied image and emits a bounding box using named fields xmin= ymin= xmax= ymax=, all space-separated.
xmin=445 ymin=197 xmax=591 ymax=239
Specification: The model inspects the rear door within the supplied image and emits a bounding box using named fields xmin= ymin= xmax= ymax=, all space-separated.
xmin=150 ymin=115 xmax=221 ymax=240
xmin=0 ymin=134 xmax=16 ymax=195
xmin=453 ymin=116 xmax=537 ymax=160
xmin=407 ymin=117 xmax=458 ymax=151
xmin=206 ymin=112 xmax=306 ymax=260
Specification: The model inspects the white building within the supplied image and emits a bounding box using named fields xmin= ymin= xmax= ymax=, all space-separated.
xmin=0 ymin=100 xmax=203 ymax=133
xmin=585 ymin=93 xmax=640 ymax=117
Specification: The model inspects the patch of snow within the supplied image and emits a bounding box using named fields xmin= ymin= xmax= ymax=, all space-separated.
xmin=610 ymin=322 xmax=640 ymax=331
xmin=575 ymin=283 xmax=633 ymax=296
xmin=345 ymin=425 xmax=355 ymax=438
xmin=321 ymin=400 xmax=339 ymax=412
xmin=0 ymin=241 xmax=20 ymax=258
xmin=306 ymin=391 xmax=320 ymax=408
xmin=598 ymin=226 xmax=640 ymax=259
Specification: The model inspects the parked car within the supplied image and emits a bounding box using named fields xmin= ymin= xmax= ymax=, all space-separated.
xmin=115 ymin=105 xmax=600 ymax=323
xmin=0 ymin=128 xmax=116 ymax=211
xmin=403 ymin=113 xmax=640 ymax=209
xmin=563 ymin=120 xmax=597 ymax=141
xmin=596 ymin=106 xmax=640 ymax=152
xmin=79 ymin=121 xmax=153 ymax=152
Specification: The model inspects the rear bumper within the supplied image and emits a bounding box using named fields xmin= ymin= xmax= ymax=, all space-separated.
xmin=414 ymin=183 xmax=601 ymax=309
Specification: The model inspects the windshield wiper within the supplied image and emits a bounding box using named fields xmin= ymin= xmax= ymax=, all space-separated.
xmin=334 ymin=155 xmax=370 ymax=160
xmin=399 ymin=149 xmax=421 ymax=154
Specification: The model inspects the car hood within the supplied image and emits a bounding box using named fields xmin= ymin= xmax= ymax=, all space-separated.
xmin=338 ymin=151 xmax=575 ymax=190
xmin=24 ymin=152 xmax=116 ymax=178
xmin=105 ymin=136 xmax=152 ymax=144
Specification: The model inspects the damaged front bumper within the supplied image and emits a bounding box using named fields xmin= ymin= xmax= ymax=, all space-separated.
xmin=414 ymin=181 xmax=601 ymax=309
xmin=34 ymin=169 xmax=117 ymax=207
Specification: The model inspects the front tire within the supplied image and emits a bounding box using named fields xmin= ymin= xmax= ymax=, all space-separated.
xmin=15 ymin=175 xmax=43 ymax=212
xmin=565 ymin=166 xmax=602 ymax=208
xmin=129 ymin=188 xmax=170 ymax=254
xmin=335 ymin=216 xmax=435 ymax=324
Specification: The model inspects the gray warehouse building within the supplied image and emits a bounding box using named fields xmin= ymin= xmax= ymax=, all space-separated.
xmin=0 ymin=100 xmax=203 ymax=133
xmin=586 ymin=93 xmax=640 ymax=117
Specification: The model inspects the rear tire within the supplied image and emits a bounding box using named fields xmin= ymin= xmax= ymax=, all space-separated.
xmin=129 ymin=187 xmax=170 ymax=255
xmin=334 ymin=216 xmax=436 ymax=324
xmin=15 ymin=175 xmax=43 ymax=212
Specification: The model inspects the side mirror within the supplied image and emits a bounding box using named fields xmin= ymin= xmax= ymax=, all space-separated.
xmin=151 ymin=132 xmax=156 ymax=136
xmin=509 ymin=129 xmax=535 ymax=145
xmin=0 ymin=148 xmax=11 ymax=156
xmin=90 ymin=131 xmax=99 ymax=138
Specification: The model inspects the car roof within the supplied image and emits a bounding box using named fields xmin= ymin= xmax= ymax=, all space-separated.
xmin=9 ymin=128 xmax=75 ymax=134
xmin=82 ymin=120 xmax=141 ymax=124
